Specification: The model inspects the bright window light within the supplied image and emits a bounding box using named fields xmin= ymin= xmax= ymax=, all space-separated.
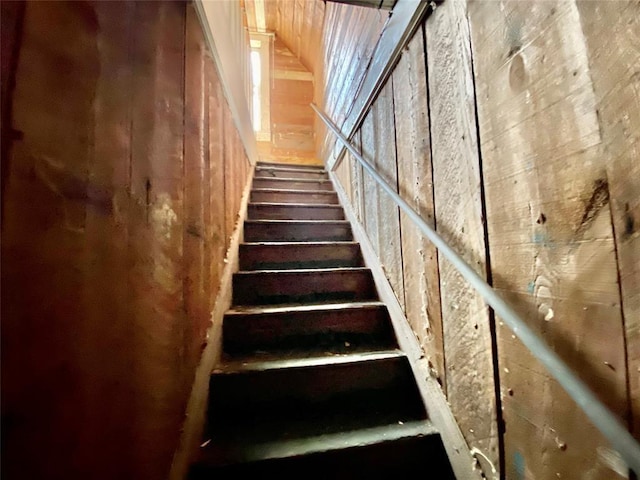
xmin=251 ymin=50 xmax=261 ymax=132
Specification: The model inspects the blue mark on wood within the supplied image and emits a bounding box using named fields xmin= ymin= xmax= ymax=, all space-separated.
xmin=532 ymin=232 xmax=547 ymax=245
xmin=527 ymin=281 xmax=535 ymax=294
xmin=514 ymin=451 xmax=525 ymax=479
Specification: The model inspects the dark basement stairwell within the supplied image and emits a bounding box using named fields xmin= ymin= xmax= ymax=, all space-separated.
xmin=188 ymin=161 xmax=456 ymax=477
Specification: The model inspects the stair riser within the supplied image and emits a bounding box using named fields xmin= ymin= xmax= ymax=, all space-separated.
xmin=255 ymin=168 xmax=328 ymax=180
xmin=239 ymin=243 xmax=362 ymax=270
xmin=232 ymin=270 xmax=376 ymax=305
xmin=251 ymin=190 xmax=338 ymax=204
xmin=223 ymin=306 xmax=396 ymax=356
xmin=253 ymin=178 xmax=333 ymax=191
xmin=208 ymin=356 xmax=422 ymax=419
xmin=244 ymin=222 xmax=352 ymax=242
xmin=248 ymin=204 xmax=345 ymax=221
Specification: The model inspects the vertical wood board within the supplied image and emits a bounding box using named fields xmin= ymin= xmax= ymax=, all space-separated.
xmin=426 ymin=0 xmax=500 ymax=475
xmin=373 ymin=81 xmax=404 ymax=310
xmin=577 ymin=0 xmax=640 ymax=437
xmin=393 ymin=25 xmax=445 ymax=387
xmin=468 ymin=1 xmax=628 ymax=478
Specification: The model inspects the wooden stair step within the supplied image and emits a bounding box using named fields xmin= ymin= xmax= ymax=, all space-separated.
xmin=255 ymin=166 xmax=328 ymax=180
xmin=205 ymin=352 xmax=426 ymax=438
xmin=251 ymin=188 xmax=339 ymax=204
xmin=232 ymin=267 xmax=376 ymax=306
xmin=190 ymin=420 xmax=454 ymax=478
xmin=244 ymin=220 xmax=352 ymax=242
xmin=248 ymin=203 xmax=345 ymax=221
xmin=223 ymin=301 xmax=396 ymax=357
xmin=253 ymin=177 xmax=334 ymax=191
xmin=256 ymin=161 xmax=325 ymax=171
xmin=239 ymin=241 xmax=362 ymax=270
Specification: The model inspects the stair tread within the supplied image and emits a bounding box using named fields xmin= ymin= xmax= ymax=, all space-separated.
xmin=197 ymin=419 xmax=438 ymax=467
xmin=235 ymin=266 xmax=369 ymax=275
xmin=241 ymin=241 xmax=358 ymax=247
xmin=249 ymin=202 xmax=342 ymax=208
xmin=254 ymin=177 xmax=332 ymax=183
xmin=256 ymin=164 xmax=325 ymax=171
xmin=226 ymin=301 xmax=385 ymax=316
xmin=245 ymin=219 xmax=349 ymax=224
xmin=214 ymin=349 xmax=404 ymax=374
xmin=252 ymin=187 xmax=335 ymax=193
xmin=257 ymin=161 xmax=325 ymax=169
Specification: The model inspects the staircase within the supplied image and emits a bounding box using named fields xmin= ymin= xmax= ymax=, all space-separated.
xmin=189 ymin=162 xmax=456 ymax=478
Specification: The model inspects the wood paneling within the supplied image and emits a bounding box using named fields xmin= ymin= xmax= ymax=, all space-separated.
xmin=318 ymin=2 xmax=387 ymax=160
xmin=393 ymin=25 xmax=444 ymax=388
xmin=577 ymin=0 xmax=640 ymax=438
xmin=276 ymin=0 xmax=638 ymax=476
xmin=261 ymin=37 xmax=319 ymax=165
xmin=426 ymin=2 xmax=499 ymax=474
xmin=373 ymin=82 xmax=403 ymax=309
xmin=0 ymin=3 xmax=251 ymax=478
xmin=265 ymin=0 xmax=325 ymax=75
xmin=469 ymin=1 xmax=628 ymax=478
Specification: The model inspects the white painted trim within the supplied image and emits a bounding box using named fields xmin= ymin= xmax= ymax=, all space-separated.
xmin=194 ymin=1 xmax=259 ymax=165
xmin=326 ymin=0 xmax=433 ymax=171
xmin=329 ymin=170 xmax=484 ymax=480
xmin=169 ymin=164 xmax=256 ymax=480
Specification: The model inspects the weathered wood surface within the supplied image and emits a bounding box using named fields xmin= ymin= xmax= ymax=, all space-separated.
xmin=185 ymin=4 xmax=209 ymax=374
xmin=259 ymin=38 xmax=319 ymax=165
xmin=1 ymin=2 xmax=252 ymax=478
xmin=426 ymin=0 xmax=500 ymax=476
xmin=335 ymin=142 xmax=352 ymax=201
xmin=320 ymin=0 xmax=639 ymax=477
xmin=393 ymin=25 xmax=444 ymax=388
xmin=207 ymin=57 xmax=226 ymax=303
xmin=318 ymin=1 xmax=386 ymax=160
xmin=577 ymin=0 xmax=640 ymax=439
xmin=373 ymin=82 xmax=404 ymax=309
xmin=469 ymin=1 xmax=629 ymax=478
xmin=349 ymin=130 xmax=365 ymax=223
xmin=360 ymin=111 xmax=380 ymax=255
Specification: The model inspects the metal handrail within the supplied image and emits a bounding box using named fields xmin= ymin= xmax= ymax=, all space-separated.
xmin=312 ymin=103 xmax=640 ymax=474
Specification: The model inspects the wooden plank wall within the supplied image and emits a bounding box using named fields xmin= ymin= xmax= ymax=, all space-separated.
xmin=261 ymin=0 xmax=386 ymax=164
xmin=318 ymin=2 xmax=387 ymax=161
xmin=1 ymin=2 xmax=251 ymax=478
xmin=257 ymin=37 xmax=319 ymax=165
xmin=325 ymin=0 xmax=640 ymax=478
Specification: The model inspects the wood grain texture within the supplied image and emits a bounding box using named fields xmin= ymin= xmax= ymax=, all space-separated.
xmin=260 ymin=37 xmax=319 ymax=165
xmin=207 ymin=58 xmax=226 ymax=302
xmin=317 ymin=1 xmax=386 ymax=160
xmin=373 ymin=81 xmax=404 ymax=309
xmin=393 ymin=25 xmax=444 ymax=388
xmin=1 ymin=3 xmax=252 ymax=477
xmin=577 ymin=0 xmax=640 ymax=438
xmin=426 ymin=0 xmax=499 ymax=475
xmin=360 ymin=110 xmax=380 ymax=255
xmin=185 ymin=4 xmax=209 ymax=375
xmin=469 ymin=1 xmax=628 ymax=478
xmin=349 ymin=130 xmax=365 ymax=223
